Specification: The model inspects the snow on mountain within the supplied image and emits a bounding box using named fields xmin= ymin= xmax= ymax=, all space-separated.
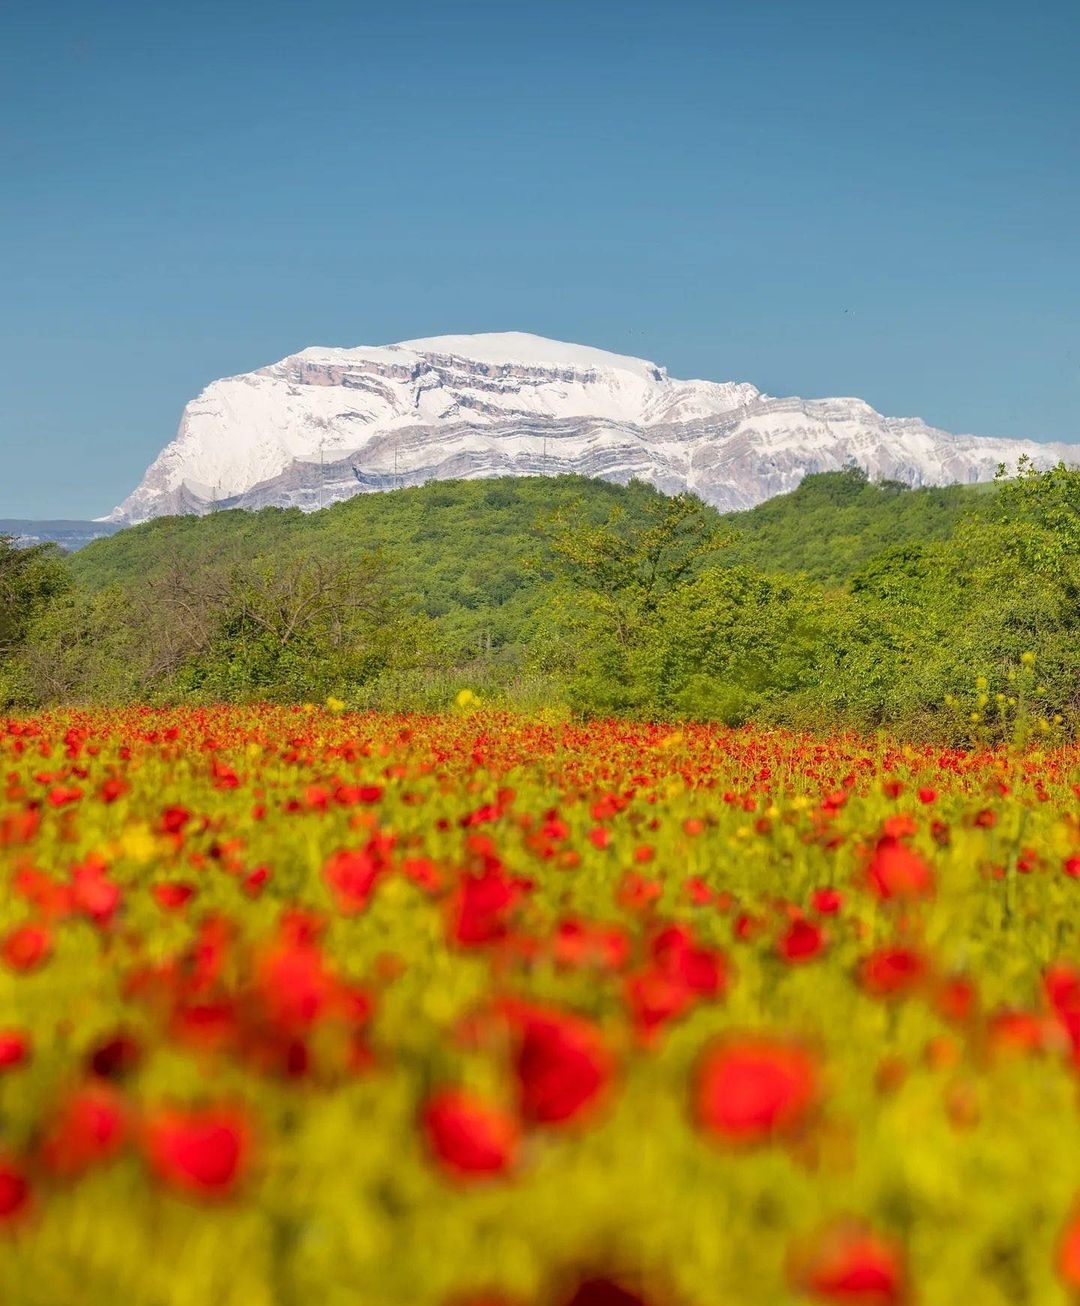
xmin=108 ymin=332 xmax=1079 ymax=522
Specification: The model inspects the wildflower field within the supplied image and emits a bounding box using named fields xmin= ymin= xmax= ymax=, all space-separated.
xmin=2 ymin=706 xmax=1080 ymax=1306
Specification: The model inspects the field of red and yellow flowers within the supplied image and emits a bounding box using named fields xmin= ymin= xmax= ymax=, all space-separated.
xmin=2 ymin=706 xmax=1080 ymax=1305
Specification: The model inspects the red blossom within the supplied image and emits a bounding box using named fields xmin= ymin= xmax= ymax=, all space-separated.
xmin=510 ymin=1005 xmax=614 ymax=1126
xmin=779 ymin=918 xmax=826 ymax=963
xmin=0 ymin=1030 xmax=30 ymax=1071
xmin=143 ymin=1105 xmax=252 ymax=1198
xmin=323 ymin=845 xmax=384 ymax=915
xmin=86 ymin=1032 xmax=142 ymax=1080
xmin=1044 ymin=963 xmax=1080 ymax=1061
xmin=1 ymin=922 xmax=52 ymax=972
xmin=811 ymin=888 xmax=843 ymax=916
xmin=696 ymin=1035 xmax=820 ymax=1145
xmin=865 ymin=836 xmax=934 ymax=901
xmin=153 ymin=882 xmax=196 ymax=911
xmin=790 ymin=1220 xmax=907 ymax=1304
xmin=160 ymin=805 xmax=191 ymax=834
xmin=69 ymin=855 xmax=121 ymax=925
xmin=0 ymin=1157 xmax=30 ymax=1221
xmin=452 ymin=866 xmax=526 ymax=946
xmin=40 ymin=1083 xmax=128 ymax=1177
xmin=858 ymin=947 xmax=929 ymax=999
xmin=1058 ymin=1202 xmax=1080 ymax=1290
xmin=422 ymin=1089 xmax=518 ymax=1179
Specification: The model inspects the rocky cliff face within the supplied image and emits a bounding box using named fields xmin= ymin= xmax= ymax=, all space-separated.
xmin=108 ymin=332 xmax=1079 ymax=522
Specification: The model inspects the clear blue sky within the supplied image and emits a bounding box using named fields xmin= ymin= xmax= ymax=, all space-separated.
xmin=2 ymin=0 xmax=1077 ymax=517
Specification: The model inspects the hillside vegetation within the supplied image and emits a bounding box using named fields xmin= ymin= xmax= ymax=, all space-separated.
xmin=3 ymin=462 xmax=1079 ymax=741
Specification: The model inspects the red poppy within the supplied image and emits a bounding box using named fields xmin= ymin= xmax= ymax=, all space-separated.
xmin=811 ymin=888 xmax=843 ymax=916
xmin=1058 ymin=1202 xmax=1080 ymax=1290
xmin=1 ymin=923 xmax=52 ymax=972
xmin=790 ymin=1219 xmax=907 ymax=1303
xmin=0 ymin=1156 xmax=30 ymax=1221
xmin=625 ymin=968 xmax=694 ymax=1040
xmin=696 ymin=1036 xmax=820 ymax=1145
xmin=143 ymin=1105 xmax=252 ymax=1198
xmin=452 ymin=867 xmax=523 ymax=946
xmin=323 ymin=847 xmax=383 ymax=915
xmin=153 ymin=882 xmax=196 ymax=911
xmin=40 ymin=1083 xmax=128 ymax=1176
xmin=1044 ymin=963 xmax=1080 ymax=1060
xmin=934 ymin=976 xmax=977 ymax=1025
xmin=858 ymin=948 xmax=928 ymax=1000
xmin=70 ymin=860 xmax=121 ymax=925
xmin=253 ymin=935 xmax=335 ymax=1032
xmin=779 ymin=918 xmax=826 ymax=963
xmin=511 ymin=1005 xmax=614 ymax=1126
xmin=160 ymin=805 xmax=192 ymax=835
xmin=561 ymin=1278 xmax=652 ymax=1306
xmin=650 ymin=925 xmax=726 ymax=998
xmin=86 ymin=1032 xmax=142 ymax=1080
xmin=0 ymin=1030 xmax=30 ymax=1071
xmin=422 ymin=1089 xmax=518 ymax=1179
xmin=987 ymin=1009 xmax=1056 ymax=1056
xmin=865 ymin=836 xmax=934 ymax=901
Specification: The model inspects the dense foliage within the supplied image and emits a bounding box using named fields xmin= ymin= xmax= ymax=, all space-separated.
xmin=1 ymin=706 xmax=1080 ymax=1305
xmin=2 ymin=462 xmax=1079 ymax=741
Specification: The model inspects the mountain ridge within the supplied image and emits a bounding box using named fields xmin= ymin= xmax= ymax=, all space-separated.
xmin=108 ymin=332 xmax=1079 ymax=522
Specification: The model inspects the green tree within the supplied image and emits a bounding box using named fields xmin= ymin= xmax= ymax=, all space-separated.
xmin=0 ymin=535 xmax=69 ymax=655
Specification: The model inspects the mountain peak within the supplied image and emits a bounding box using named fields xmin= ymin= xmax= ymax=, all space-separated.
xmin=293 ymin=332 xmax=669 ymax=381
xmin=107 ymin=333 xmax=1078 ymax=524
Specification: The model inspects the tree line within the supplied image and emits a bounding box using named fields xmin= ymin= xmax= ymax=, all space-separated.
xmin=2 ymin=463 xmax=1077 ymax=742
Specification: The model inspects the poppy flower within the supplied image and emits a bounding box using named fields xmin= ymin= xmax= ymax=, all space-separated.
xmin=452 ymin=867 xmax=522 ymax=946
xmin=511 ymin=1005 xmax=614 ymax=1126
xmin=987 ymin=1009 xmax=1056 ymax=1056
xmin=0 ymin=1157 xmax=30 ymax=1221
xmin=560 ymin=1278 xmax=653 ymax=1305
xmin=160 ymin=805 xmax=191 ymax=834
xmin=811 ymin=888 xmax=843 ymax=916
xmin=1058 ymin=1202 xmax=1080 ymax=1290
xmin=152 ymin=881 xmax=196 ymax=911
xmin=323 ymin=847 xmax=383 ymax=915
xmin=70 ymin=861 xmax=121 ymax=924
xmin=858 ymin=948 xmax=928 ymax=1000
xmin=143 ymin=1105 xmax=252 ymax=1198
xmin=696 ymin=1036 xmax=820 ymax=1145
xmin=779 ymin=919 xmax=826 ymax=963
xmin=422 ymin=1089 xmax=518 ymax=1179
xmin=934 ymin=976 xmax=976 ymax=1025
xmin=0 ymin=1030 xmax=30 ymax=1071
xmin=40 ymin=1083 xmax=128 ymax=1177
xmin=650 ymin=926 xmax=726 ymax=998
xmin=790 ymin=1219 xmax=907 ymax=1303
xmin=625 ymin=968 xmax=694 ymax=1040
xmin=253 ymin=936 xmax=335 ymax=1032
xmin=865 ymin=836 xmax=934 ymax=901
xmin=86 ymin=1032 xmax=142 ymax=1080
xmin=1 ymin=923 xmax=52 ymax=972
xmin=1044 ymin=963 xmax=1080 ymax=1060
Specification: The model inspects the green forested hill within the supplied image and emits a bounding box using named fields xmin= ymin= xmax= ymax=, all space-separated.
xmin=6 ymin=464 xmax=1079 ymax=741
xmin=718 ymin=469 xmax=986 ymax=583
xmin=71 ymin=467 xmax=985 ymax=600
xmin=70 ymin=476 xmax=701 ymax=659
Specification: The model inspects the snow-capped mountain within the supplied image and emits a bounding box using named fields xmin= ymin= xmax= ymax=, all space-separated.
xmin=108 ymin=332 xmax=1079 ymax=522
